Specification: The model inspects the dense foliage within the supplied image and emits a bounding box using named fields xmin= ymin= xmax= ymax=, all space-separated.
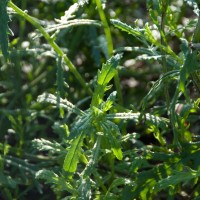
xmin=1 ymin=0 xmax=200 ymax=199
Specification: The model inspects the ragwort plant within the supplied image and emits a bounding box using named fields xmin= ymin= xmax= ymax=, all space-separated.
xmin=0 ymin=0 xmax=200 ymax=199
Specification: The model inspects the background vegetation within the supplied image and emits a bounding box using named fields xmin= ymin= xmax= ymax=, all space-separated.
xmin=1 ymin=0 xmax=200 ymax=199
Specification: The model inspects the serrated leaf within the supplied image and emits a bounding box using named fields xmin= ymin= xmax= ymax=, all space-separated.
xmin=46 ymin=19 xmax=101 ymax=34
xmin=63 ymin=134 xmax=83 ymax=173
xmin=0 ymin=0 xmax=10 ymax=60
xmin=103 ymin=121 xmax=123 ymax=160
xmin=110 ymin=19 xmax=148 ymax=45
xmin=82 ymin=136 xmax=101 ymax=177
xmin=36 ymin=169 xmax=76 ymax=194
xmin=91 ymin=54 xmax=121 ymax=107
xmin=102 ymin=91 xmax=117 ymax=112
xmin=106 ymin=112 xmax=169 ymax=130
xmin=69 ymin=114 xmax=93 ymax=139
xmin=56 ymin=3 xmax=79 ymax=22
xmin=78 ymin=178 xmax=92 ymax=200
xmin=36 ymin=169 xmax=59 ymax=183
xmin=32 ymin=138 xmax=64 ymax=153
xmin=98 ymin=54 xmax=121 ymax=86
xmin=110 ymin=138 xmax=123 ymax=160
xmin=37 ymin=93 xmax=84 ymax=116
xmin=154 ymin=168 xmax=200 ymax=192
xmin=111 ymin=19 xmax=180 ymax=62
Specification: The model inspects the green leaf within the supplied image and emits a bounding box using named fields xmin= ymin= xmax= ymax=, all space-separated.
xmin=63 ymin=134 xmax=84 ymax=173
xmin=37 ymin=93 xmax=84 ymax=116
xmin=101 ymin=91 xmax=117 ymax=112
xmin=110 ymin=19 xmax=148 ymax=45
xmin=111 ymin=19 xmax=180 ymax=63
xmin=32 ymin=138 xmax=65 ymax=154
xmin=36 ymin=169 xmax=77 ymax=194
xmin=0 ymin=172 xmax=16 ymax=189
xmin=107 ymin=112 xmax=169 ymax=130
xmin=78 ymin=177 xmax=92 ymax=200
xmin=103 ymin=121 xmax=123 ymax=160
xmin=110 ymin=140 xmax=123 ymax=160
xmin=179 ymin=51 xmax=200 ymax=93
xmin=0 ymin=0 xmax=10 ymax=60
xmin=91 ymin=54 xmax=121 ymax=107
xmin=147 ymin=0 xmax=161 ymax=25
xmin=82 ymin=136 xmax=101 ymax=177
xmin=97 ymin=54 xmax=121 ymax=86
xmin=107 ymin=177 xmax=130 ymax=194
xmin=154 ymin=167 xmax=200 ymax=192
xmin=69 ymin=114 xmax=94 ymax=139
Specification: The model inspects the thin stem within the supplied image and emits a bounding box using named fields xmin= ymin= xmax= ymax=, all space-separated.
xmin=95 ymin=0 xmax=113 ymax=55
xmin=160 ymin=1 xmax=170 ymax=111
xmin=191 ymin=11 xmax=200 ymax=94
xmin=8 ymin=1 xmax=93 ymax=96
xmin=95 ymin=0 xmax=123 ymax=105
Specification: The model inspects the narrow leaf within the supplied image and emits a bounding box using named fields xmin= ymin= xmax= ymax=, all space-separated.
xmin=110 ymin=19 xmax=147 ymax=45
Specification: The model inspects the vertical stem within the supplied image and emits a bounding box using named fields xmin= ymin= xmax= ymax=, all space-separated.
xmin=160 ymin=0 xmax=170 ymax=111
xmin=95 ymin=0 xmax=123 ymax=105
xmin=95 ymin=0 xmax=113 ymax=56
xmin=18 ymin=0 xmax=27 ymax=44
xmin=191 ymin=11 xmax=200 ymax=93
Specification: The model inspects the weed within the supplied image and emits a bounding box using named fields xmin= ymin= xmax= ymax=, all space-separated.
xmin=0 ymin=0 xmax=200 ymax=199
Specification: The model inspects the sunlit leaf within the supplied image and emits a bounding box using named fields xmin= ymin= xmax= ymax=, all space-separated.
xmin=63 ymin=134 xmax=84 ymax=173
xmin=91 ymin=54 xmax=121 ymax=107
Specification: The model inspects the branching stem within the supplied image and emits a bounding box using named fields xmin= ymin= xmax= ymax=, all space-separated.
xmin=8 ymin=1 xmax=93 ymax=96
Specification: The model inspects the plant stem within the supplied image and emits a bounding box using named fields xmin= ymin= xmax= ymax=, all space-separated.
xmin=191 ymin=11 xmax=200 ymax=93
xmin=160 ymin=1 xmax=170 ymax=111
xmin=8 ymin=1 xmax=93 ymax=96
xmin=95 ymin=0 xmax=123 ymax=105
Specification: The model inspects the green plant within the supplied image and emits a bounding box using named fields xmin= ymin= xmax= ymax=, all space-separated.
xmin=1 ymin=0 xmax=200 ymax=199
